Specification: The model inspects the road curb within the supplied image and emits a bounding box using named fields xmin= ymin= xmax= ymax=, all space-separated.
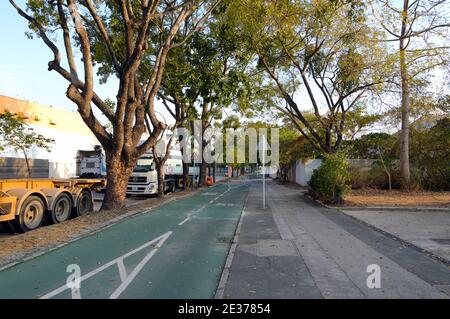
xmin=304 ymin=194 xmax=450 ymax=266
xmin=334 ymin=206 xmax=450 ymax=212
xmin=214 ymin=184 xmax=249 ymax=299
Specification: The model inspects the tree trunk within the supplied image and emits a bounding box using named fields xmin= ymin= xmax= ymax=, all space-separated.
xmin=198 ymin=128 xmax=208 ymax=187
xmin=399 ymin=1 xmax=411 ymax=189
xmin=182 ymin=162 xmax=189 ymax=190
xmin=198 ymin=162 xmax=208 ymax=187
xmin=378 ymin=147 xmax=392 ymax=192
xmin=22 ymin=150 xmax=31 ymax=178
xmin=325 ymin=127 xmax=332 ymax=153
xmin=156 ymin=162 xmax=165 ymax=198
xmin=101 ymin=153 xmax=135 ymax=211
xmin=197 ymin=100 xmax=210 ymax=188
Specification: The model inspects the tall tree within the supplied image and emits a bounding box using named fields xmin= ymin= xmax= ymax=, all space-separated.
xmin=227 ymin=0 xmax=392 ymax=153
xmin=11 ymin=0 xmax=219 ymax=209
xmin=159 ymin=7 xmax=253 ymax=187
xmin=371 ymin=0 xmax=450 ymax=188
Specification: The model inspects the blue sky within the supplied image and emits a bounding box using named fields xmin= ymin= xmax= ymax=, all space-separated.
xmin=0 ymin=0 xmax=118 ymax=113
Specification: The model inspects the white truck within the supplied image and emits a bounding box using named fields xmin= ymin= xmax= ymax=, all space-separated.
xmin=126 ymin=149 xmax=199 ymax=196
xmin=76 ymin=147 xmax=106 ymax=178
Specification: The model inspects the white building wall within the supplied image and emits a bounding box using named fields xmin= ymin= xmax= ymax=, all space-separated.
xmin=290 ymin=159 xmax=323 ymax=186
xmin=1 ymin=125 xmax=99 ymax=178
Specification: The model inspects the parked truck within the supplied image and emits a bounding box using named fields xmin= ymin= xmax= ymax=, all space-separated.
xmin=76 ymin=146 xmax=106 ymax=178
xmin=0 ymin=178 xmax=105 ymax=233
xmin=127 ymin=149 xmax=199 ymax=196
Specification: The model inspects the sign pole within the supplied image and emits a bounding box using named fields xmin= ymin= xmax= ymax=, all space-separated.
xmin=262 ymin=135 xmax=266 ymax=210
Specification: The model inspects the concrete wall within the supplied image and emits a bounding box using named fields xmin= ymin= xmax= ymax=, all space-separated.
xmin=262 ymin=165 xmax=278 ymax=178
xmin=349 ymin=159 xmax=375 ymax=170
xmin=287 ymin=158 xmax=375 ymax=187
xmin=289 ymin=159 xmax=323 ymax=186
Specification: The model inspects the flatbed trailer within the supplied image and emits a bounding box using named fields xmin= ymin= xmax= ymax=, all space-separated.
xmin=0 ymin=178 xmax=106 ymax=233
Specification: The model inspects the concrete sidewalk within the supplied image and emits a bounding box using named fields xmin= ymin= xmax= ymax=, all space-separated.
xmin=342 ymin=209 xmax=450 ymax=262
xmin=221 ymin=180 xmax=450 ymax=299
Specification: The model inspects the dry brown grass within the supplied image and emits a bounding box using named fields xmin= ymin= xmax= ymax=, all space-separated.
xmin=343 ymin=189 xmax=450 ymax=207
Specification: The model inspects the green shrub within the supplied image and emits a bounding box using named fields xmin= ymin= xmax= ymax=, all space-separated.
xmin=349 ymin=168 xmax=381 ymax=189
xmin=410 ymin=118 xmax=450 ymax=190
xmin=309 ymin=152 xmax=351 ymax=204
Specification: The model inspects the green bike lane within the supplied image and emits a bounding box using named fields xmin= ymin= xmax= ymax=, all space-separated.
xmin=0 ymin=182 xmax=249 ymax=299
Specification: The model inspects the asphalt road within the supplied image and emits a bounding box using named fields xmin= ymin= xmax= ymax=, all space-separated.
xmin=0 ymin=182 xmax=249 ymax=299
xmin=0 ymin=193 xmax=146 ymax=239
xmin=0 ymin=175 xmax=230 ymax=239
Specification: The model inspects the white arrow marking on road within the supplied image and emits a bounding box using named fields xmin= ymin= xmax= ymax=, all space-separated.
xmin=40 ymin=231 xmax=172 ymax=299
xmin=109 ymin=231 xmax=172 ymax=299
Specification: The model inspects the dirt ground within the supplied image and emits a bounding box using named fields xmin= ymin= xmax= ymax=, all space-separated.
xmin=0 ymin=189 xmax=198 ymax=268
xmin=343 ymin=189 xmax=450 ymax=207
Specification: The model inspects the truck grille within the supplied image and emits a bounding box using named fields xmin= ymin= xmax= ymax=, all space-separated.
xmin=127 ymin=186 xmax=147 ymax=192
xmin=128 ymin=176 xmax=147 ymax=183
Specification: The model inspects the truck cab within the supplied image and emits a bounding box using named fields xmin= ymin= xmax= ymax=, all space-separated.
xmin=76 ymin=147 xmax=106 ymax=178
xmin=127 ymin=155 xmax=157 ymax=195
xmin=126 ymin=150 xmax=184 ymax=196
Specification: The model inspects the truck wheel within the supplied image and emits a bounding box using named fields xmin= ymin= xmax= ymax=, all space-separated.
xmin=47 ymin=193 xmax=72 ymax=224
xmin=72 ymin=189 xmax=93 ymax=217
xmin=14 ymin=196 xmax=45 ymax=233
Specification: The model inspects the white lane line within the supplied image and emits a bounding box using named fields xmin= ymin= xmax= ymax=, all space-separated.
xmin=179 ymin=185 xmax=233 ymax=225
xmin=195 ymin=217 xmax=236 ymax=221
xmin=117 ymin=259 xmax=128 ymax=283
xmin=178 ymin=217 xmax=191 ymax=226
xmin=202 ymin=192 xmax=218 ymax=196
xmin=208 ymin=186 xmax=231 ymax=205
xmin=177 ymin=204 xmax=207 ymax=226
xmin=40 ymin=231 xmax=172 ymax=299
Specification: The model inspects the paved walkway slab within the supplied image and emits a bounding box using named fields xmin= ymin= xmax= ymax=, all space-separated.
xmin=342 ymin=209 xmax=450 ymax=261
xmin=222 ymin=180 xmax=450 ymax=299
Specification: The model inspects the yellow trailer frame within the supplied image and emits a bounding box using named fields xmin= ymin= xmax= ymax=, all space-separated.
xmin=0 ymin=178 xmax=106 ymax=231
